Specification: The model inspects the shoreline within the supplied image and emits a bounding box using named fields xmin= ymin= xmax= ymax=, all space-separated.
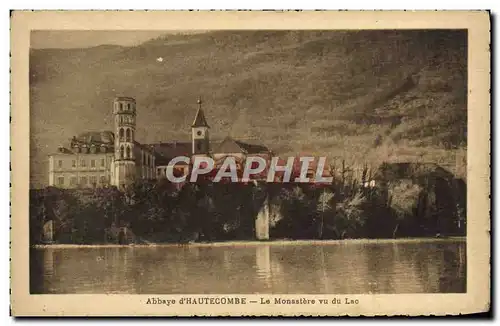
xmin=32 ymin=237 xmax=466 ymax=249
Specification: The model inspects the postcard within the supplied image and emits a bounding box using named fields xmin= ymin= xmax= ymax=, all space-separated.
xmin=10 ymin=10 xmax=490 ymax=316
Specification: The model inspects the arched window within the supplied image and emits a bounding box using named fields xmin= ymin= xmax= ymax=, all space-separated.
xmin=120 ymin=145 xmax=124 ymax=159
xmin=126 ymin=128 xmax=131 ymax=142
xmin=119 ymin=128 xmax=124 ymax=141
xmin=130 ymin=129 xmax=134 ymax=141
xmin=127 ymin=103 xmax=130 ymax=110
xmin=126 ymin=146 xmax=131 ymax=159
xmin=119 ymin=103 xmax=123 ymax=110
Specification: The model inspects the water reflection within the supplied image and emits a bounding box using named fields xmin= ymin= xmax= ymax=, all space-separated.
xmin=31 ymin=240 xmax=466 ymax=294
xmin=255 ymin=245 xmax=271 ymax=290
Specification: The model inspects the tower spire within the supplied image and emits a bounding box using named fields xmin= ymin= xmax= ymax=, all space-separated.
xmin=192 ymin=97 xmax=209 ymax=128
xmin=192 ymin=96 xmax=210 ymax=155
xmin=197 ymin=97 xmax=202 ymax=110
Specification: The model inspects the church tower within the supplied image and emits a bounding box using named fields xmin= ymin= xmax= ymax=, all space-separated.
xmin=113 ymin=97 xmax=137 ymax=189
xmin=192 ymin=98 xmax=210 ymax=155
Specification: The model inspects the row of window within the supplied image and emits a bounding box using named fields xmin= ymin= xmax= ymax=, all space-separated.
xmin=119 ymin=145 xmax=132 ymax=159
xmin=115 ymin=102 xmax=135 ymax=111
xmin=56 ymin=154 xmax=154 ymax=167
xmin=116 ymin=146 xmax=154 ymax=167
xmin=142 ymin=151 xmax=153 ymax=167
xmin=118 ymin=115 xmax=135 ymax=125
xmin=57 ymin=158 xmax=107 ymax=169
xmin=56 ymin=175 xmax=109 ymax=186
xmin=118 ymin=127 xmax=134 ymax=142
xmin=72 ymin=145 xmax=108 ymax=154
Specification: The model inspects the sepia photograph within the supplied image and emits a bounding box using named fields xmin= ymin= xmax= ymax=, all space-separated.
xmin=11 ymin=11 xmax=490 ymax=316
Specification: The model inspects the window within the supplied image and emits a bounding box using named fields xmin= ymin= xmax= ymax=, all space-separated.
xmin=57 ymin=176 xmax=64 ymax=186
xmin=120 ymin=146 xmax=124 ymax=159
xmin=70 ymin=176 xmax=77 ymax=186
xmin=80 ymin=176 xmax=87 ymax=186
xmin=126 ymin=146 xmax=131 ymax=159
xmin=101 ymin=158 xmax=105 ymax=167
xmin=89 ymin=176 xmax=97 ymax=186
xmin=72 ymin=160 xmax=76 ymax=168
xmin=126 ymin=128 xmax=131 ymax=142
xmin=197 ymin=130 xmax=202 ymax=136
xmin=91 ymin=159 xmax=96 ymax=168
xmin=80 ymin=159 xmax=86 ymax=167
xmin=119 ymin=128 xmax=124 ymax=141
xmin=119 ymin=103 xmax=123 ymax=110
xmin=99 ymin=175 xmax=107 ymax=184
xmin=58 ymin=160 xmax=63 ymax=168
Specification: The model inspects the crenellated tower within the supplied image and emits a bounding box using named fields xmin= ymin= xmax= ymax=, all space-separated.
xmin=112 ymin=97 xmax=137 ymax=188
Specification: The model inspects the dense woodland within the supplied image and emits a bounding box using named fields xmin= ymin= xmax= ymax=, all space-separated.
xmin=29 ymin=163 xmax=466 ymax=245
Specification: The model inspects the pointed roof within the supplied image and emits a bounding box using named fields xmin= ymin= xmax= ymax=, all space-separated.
xmin=216 ymin=136 xmax=244 ymax=153
xmin=192 ymin=99 xmax=210 ymax=128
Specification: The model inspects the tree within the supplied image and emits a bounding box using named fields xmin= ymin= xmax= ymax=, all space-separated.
xmin=387 ymin=180 xmax=423 ymax=238
xmin=335 ymin=191 xmax=367 ymax=239
xmin=277 ymin=185 xmax=315 ymax=238
xmin=316 ymin=189 xmax=334 ymax=239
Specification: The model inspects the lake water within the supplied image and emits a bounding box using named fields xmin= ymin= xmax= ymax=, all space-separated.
xmin=30 ymin=239 xmax=466 ymax=294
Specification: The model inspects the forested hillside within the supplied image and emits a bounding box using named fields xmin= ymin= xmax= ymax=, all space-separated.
xmin=29 ymin=30 xmax=467 ymax=187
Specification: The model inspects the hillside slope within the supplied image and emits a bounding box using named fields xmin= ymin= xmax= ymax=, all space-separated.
xmin=29 ymin=30 xmax=467 ymax=187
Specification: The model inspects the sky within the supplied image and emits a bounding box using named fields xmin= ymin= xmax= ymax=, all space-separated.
xmin=30 ymin=30 xmax=200 ymax=49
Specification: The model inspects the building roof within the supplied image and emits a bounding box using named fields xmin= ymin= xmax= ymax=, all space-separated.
xmin=74 ymin=130 xmax=115 ymax=145
xmin=215 ymin=136 xmax=270 ymax=155
xmin=48 ymin=147 xmax=75 ymax=156
xmin=192 ymin=107 xmax=209 ymax=128
xmin=114 ymin=97 xmax=136 ymax=102
xmin=148 ymin=142 xmax=193 ymax=166
xmin=149 ymin=137 xmax=270 ymax=166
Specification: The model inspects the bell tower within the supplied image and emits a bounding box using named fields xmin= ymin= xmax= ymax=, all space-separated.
xmin=113 ymin=97 xmax=137 ymax=188
xmin=192 ymin=98 xmax=210 ymax=155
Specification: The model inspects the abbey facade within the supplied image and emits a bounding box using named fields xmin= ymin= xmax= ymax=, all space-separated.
xmin=48 ymin=97 xmax=271 ymax=189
